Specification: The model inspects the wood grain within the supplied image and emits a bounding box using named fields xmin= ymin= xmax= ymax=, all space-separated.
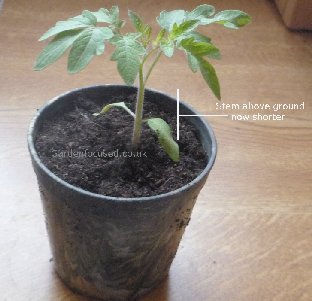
xmin=0 ymin=0 xmax=312 ymax=300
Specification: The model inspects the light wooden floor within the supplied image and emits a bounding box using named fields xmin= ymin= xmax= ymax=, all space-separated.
xmin=1 ymin=0 xmax=312 ymax=300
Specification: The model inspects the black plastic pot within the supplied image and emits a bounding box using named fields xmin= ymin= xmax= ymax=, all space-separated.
xmin=28 ymin=85 xmax=217 ymax=301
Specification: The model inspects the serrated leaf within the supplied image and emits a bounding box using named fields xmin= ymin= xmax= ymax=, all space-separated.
xmin=187 ymin=31 xmax=211 ymax=43
xmin=201 ymin=10 xmax=251 ymax=29
xmin=82 ymin=10 xmax=97 ymax=25
xmin=110 ymin=5 xmax=121 ymax=27
xmin=34 ymin=29 xmax=83 ymax=70
xmin=67 ymin=27 xmax=113 ymax=73
xmin=198 ymin=57 xmax=221 ymax=100
xmin=154 ymin=28 xmax=166 ymax=46
xmin=39 ymin=17 xmax=92 ymax=41
xmin=187 ymin=52 xmax=199 ymax=73
xmin=188 ymin=4 xmax=215 ymax=20
xmin=92 ymin=6 xmax=122 ymax=28
xmin=157 ymin=10 xmax=186 ymax=31
xmin=143 ymin=25 xmax=152 ymax=39
xmin=111 ymin=34 xmax=146 ymax=85
xmin=92 ymin=8 xmax=111 ymax=23
xmin=180 ymin=37 xmax=220 ymax=59
xmin=128 ymin=10 xmax=144 ymax=32
xmin=170 ymin=20 xmax=199 ymax=39
xmin=93 ymin=101 xmax=134 ymax=117
xmin=176 ymin=31 xmax=212 ymax=47
xmin=160 ymin=40 xmax=174 ymax=57
xmin=147 ymin=118 xmax=179 ymax=162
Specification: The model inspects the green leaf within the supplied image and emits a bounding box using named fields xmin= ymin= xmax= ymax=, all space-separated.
xmin=92 ymin=6 xmax=123 ymax=28
xmin=180 ymin=37 xmax=220 ymax=59
xmin=154 ymin=28 xmax=166 ymax=46
xmin=92 ymin=8 xmax=112 ymax=23
xmin=128 ymin=10 xmax=144 ymax=32
xmin=143 ymin=25 xmax=152 ymax=39
xmin=157 ymin=10 xmax=186 ymax=31
xmin=39 ymin=16 xmax=92 ymax=41
xmin=160 ymin=40 xmax=174 ymax=57
xmin=147 ymin=118 xmax=179 ymax=162
xmin=186 ymin=31 xmax=211 ymax=43
xmin=93 ymin=102 xmax=134 ymax=117
xmin=34 ymin=29 xmax=83 ymax=70
xmin=198 ymin=57 xmax=221 ymax=100
xmin=82 ymin=10 xmax=97 ymax=25
xmin=176 ymin=31 xmax=211 ymax=48
xmin=170 ymin=20 xmax=199 ymax=39
xmin=128 ymin=11 xmax=152 ymax=46
xmin=201 ymin=10 xmax=251 ymax=29
xmin=68 ymin=27 xmax=113 ymax=73
xmin=188 ymin=4 xmax=215 ymax=19
xmin=109 ymin=5 xmax=122 ymax=28
xmin=111 ymin=34 xmax=146 ymax=85
xmin=187 ymin=52 xmax=199 ymax=73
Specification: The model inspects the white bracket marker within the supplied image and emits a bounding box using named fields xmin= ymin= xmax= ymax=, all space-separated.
xmin=176 ymin=89 xmax=229 ymax=140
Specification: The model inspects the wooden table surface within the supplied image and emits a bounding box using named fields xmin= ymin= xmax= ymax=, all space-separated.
xmin=1 ymin=0 xmax=312 ymax=300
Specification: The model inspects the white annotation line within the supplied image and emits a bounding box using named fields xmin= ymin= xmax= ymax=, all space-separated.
xmin=180 ymin=114 xmax=229 ymax=117
xmin=177 ymin=89 xmax=180 ymax=141
xmin=176 ymin=89 xmax=229 ymax=140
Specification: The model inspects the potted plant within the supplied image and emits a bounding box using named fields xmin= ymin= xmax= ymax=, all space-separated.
xmin=28 ymin=4 xmax=250 ymax=301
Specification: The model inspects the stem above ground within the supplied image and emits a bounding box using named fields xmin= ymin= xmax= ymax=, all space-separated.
xmin=131 ymin=62 xmax=145 ymax=148
xmin=131 ymin=51 xmax=162 ymax=148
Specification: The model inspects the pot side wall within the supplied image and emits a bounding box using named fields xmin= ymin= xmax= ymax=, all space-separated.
xmin=28 ymin=85 xmax=216 ymax=301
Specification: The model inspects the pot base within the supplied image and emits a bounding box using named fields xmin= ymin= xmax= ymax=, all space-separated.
xmin=57 ymin=268 xmax=168 ymax=301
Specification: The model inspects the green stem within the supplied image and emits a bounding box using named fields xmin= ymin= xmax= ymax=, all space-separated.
xmin=131 ymin=62 xmax=145 ymax=148
xmin=131 ymin=50 xmax=162 ymax=148
xmin=142 ymin=47 xmax=159 ymax=65
xmin=143 ymin=51 xmax=162 ymax=85
xmin=144 ymin=51 xmax=162 ymax=86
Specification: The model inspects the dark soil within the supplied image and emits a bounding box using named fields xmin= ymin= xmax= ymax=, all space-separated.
xmin=35 ymin=94 xmax=207 ymax=197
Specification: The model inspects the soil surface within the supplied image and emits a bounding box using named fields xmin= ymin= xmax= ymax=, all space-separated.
xmin=35 ymin=94 xmax=208 ymax=197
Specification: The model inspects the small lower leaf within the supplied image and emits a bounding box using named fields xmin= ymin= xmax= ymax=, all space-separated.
xmin=147 ymin=118 xmax=179 ymax=162
xmin=93 ymin=102 xmax=135 ymax=117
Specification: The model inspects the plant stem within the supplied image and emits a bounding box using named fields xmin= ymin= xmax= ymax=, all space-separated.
xmin=131 ymin=51 xmax=162 ymax=148
xmin=131 ymin=62 xmax=145 ymax=148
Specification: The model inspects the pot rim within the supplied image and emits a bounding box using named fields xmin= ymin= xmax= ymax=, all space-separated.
xmin=28 ymin=84 xmax=217 ymax=203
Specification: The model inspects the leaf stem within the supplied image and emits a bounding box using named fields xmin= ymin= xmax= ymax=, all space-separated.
xmin=143 ymin=51 xmax=162 ymax=85
xmin=142 ymin=46 xmax=159 ymax=65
